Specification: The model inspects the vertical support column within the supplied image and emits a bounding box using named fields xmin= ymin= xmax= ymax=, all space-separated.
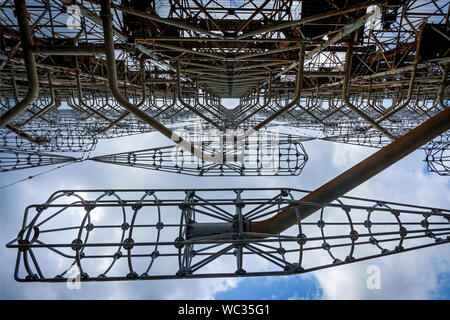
xmin=100 ymin=0 xmax=206 ymax=159
xmin=0 ymin=0 xmax=39 ymax=128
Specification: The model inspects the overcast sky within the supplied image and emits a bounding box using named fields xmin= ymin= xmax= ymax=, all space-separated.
xmin=1 ymin=127 xmax=449 ymax=300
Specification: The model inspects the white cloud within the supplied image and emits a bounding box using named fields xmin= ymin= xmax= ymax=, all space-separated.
xmin=310 ymin=143 xmax=450 ymax=300
xmin=1 ymin=132 xmax=449 ymax=300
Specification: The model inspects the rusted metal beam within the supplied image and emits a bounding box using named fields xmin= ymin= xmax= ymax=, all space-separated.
xmin=0 ymin=0 xmax=39 ymax=128
xmin=249 ymin=105 xmax=450 ymax=236
xmin=100 ymin=0 xmax=205 ymax=159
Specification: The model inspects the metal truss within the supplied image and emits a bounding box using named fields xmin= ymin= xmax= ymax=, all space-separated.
xmin=320 ymin=132 xmax=392 ymax=148
xmin=0 ymin=0 xmax=449 ymax=283
xmin=0 ymin=127 xmax=98 ymax=152
xmin=424 ymin=130 xmax=450 ymax=175
xmin=0 ymin=0 xmax=447 ymax=149
xmin=0 ymin=148 xmax=78 ymax=172
xmin=7 ymin=188 xmax=449 ymax=281
xmin=90 ymin=132 xmax=309 ymax=176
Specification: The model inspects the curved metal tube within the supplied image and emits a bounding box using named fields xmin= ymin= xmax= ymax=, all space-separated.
xmin=294 ymin=92 xmax=329 ymax=126
xmin=342 ymin=43 xmax=395 ymax=141
xmin=273 ymin=90 xmax=306 ymax=123
xmin=322 ymin=90 xmax=350 ymax=120
xmin=373 ymin=26 xmax=424 ymax=124
xmin=17 ymin=73 xmax=57 ymax=127
xmin=176 ymin=62 xmax=223 ymax=130
xmin=0 ymin=0 xmax=39 ymax=128
xmin=100 ymin=0 xmax=205 ymax=158
xmin=366 ymin=81 xmax=387 ymax=116
xmin=153 ymin=89 xmax=176 ymax=119
xmin=67 ymin=89 xmax=92 ymax=117
xmin=236 ymin=74 xmax=272 ymax=124
xmin=98 ymin=59 xmax=147 ymax=133
xmin=234 ymin=91 xmax=255 ymax=119
xmin=76 ymin=71 xmax=113 ymax=123
xmin=195 ymin=79 xmax=223 ymax=121
xmin=249 ymin=105 xmax=450 ymax=236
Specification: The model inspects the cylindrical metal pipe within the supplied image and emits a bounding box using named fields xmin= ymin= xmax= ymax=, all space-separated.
xmin=97 ymin=60 xmax=147 ymax=133
xmin=236 ymin=74 xmax=272 ymax=124
xmin=100 ymin=0 xmax=208 ymax=158
xmin=177 ymin=62 xmax=223 ymax=130
xmin=249 ymin=106 xmax=450 ymax=236
xmin=371 ymin=24 xmax=424 ymax=124
xmin=250 ymin=43 xmax=305 ymax=131
xmin=187 ymin=223 xmax=234 ymax=240
xmin=17 ymin=73 xmax=56 ymax=127
xmin=0 ymin=0 xmax=39 ymax=128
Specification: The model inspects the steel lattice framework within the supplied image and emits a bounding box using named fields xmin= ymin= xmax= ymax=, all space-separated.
xmin=90 ymin=132 xmax=309 ymax=176
xmin=0 ymin=127 xmax=98 ymax=152
xmin=1 ymin=0 xmax=449 ymax=283
xmin=0 ymin=148 xmax=78 ymax=172
xmin=7 ymin=188 xmax=450 ymax=281
xmin=0 ymin=0 xmax=448 ymax=158
xmin=424 ymin=131 xmax=450 ymax=175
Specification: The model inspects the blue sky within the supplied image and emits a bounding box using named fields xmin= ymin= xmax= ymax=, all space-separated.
xmin=215 ymin=267 xmax=450 ymax=300
xmin=215 ymin=275 xmax=323 ymax=300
